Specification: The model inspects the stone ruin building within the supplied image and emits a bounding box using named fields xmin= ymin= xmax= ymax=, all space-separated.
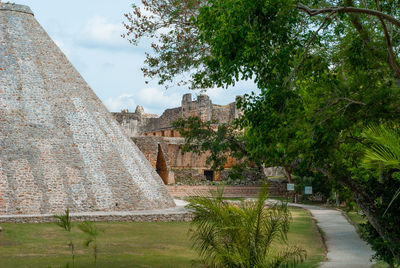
xmin=113 ymin=93 xmax=246 ymax=184
xmin=0 ymin=3 xmax=175 ymax=215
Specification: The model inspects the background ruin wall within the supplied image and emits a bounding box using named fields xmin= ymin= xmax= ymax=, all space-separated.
xmin=112 ymin=94 xmax=242 ymax=184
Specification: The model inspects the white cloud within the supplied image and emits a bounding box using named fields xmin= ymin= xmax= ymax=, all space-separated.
xmin=136 ymin=87 xmax=181 ymax=107
xmin=200 ymin=80 xmax=258 ymax=105
xmin=104 ymin=94 xmax=136 ymax=112
xmin=78 ymin=16 xmax=128 ymax=49
xmin=104 ymin=87 xmax=183 ymax=115
xmin=204 ymin=87 xmax=228 ymax=101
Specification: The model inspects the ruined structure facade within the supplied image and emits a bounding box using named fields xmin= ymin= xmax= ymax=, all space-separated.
xmin=113 ymin=93 xmax=241 ymax=137
xmin=0 ymin=4 xmax=175 ymax=215
xmin=113 ymin=94 xmax=242 ymax=184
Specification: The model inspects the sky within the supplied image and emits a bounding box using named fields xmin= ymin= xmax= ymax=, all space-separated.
xmin=15 ymin=0 xmax=259 ymax=115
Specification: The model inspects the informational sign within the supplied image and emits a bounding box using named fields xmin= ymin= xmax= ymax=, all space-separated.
xmin=287 ymin=183 xmax=295 ymax=191
xmin=304 ymin=186 xmax=313 ymax=195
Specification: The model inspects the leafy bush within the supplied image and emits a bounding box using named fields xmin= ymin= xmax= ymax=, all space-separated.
xmin=186 ymin=185 xmax=306 ymax=267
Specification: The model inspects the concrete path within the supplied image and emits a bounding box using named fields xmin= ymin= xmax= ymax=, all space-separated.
xmin=285 ymin=202 xmax=375 ymax=268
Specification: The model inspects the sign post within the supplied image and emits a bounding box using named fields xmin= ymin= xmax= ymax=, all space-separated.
xmin=286 ymin=183 xmax=295 ymax=203
xmin=304 ymin=186 xmax=313 ymax=195
xmin=286 ymin=183 xmax=295 ymax=191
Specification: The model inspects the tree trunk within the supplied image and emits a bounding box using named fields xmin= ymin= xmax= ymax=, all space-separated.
xmin=94 ymin=246 xmax=97 ymax=265
xmin=335 ymin=192 xmax=340 ymax=207
xmin=69 ymin=236 xmax=75 ymax=267
xmin=284 ymin=166 xmax=293 ymax=183
xmin=353 ymin=194 xmax=399 ymax=263
xmin=336 ymin=174 xmax=400 ymax=262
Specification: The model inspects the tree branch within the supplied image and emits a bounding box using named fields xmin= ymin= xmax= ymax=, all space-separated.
xmin=297 ymin=3 xmax=400 ymax=29
xmin=375 ymin=0 xmax=400 ymax=79
xmin=344 ymin=0 xmax=375 ymax=54
xmin=316 ymin=97 xmax=366 ymax=125
xmin=331 ymin=97 xmax=366 ymax=106
xmin=284 ymin=11 xmax=336 ymax=87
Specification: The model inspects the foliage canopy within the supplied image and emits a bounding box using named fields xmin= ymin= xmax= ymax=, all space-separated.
xmin=125 ymin=0 xmax=400 ymax=263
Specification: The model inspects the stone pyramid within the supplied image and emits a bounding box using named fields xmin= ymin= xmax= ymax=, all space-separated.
xmin=0 ymin=3 xmax=175 ymax=214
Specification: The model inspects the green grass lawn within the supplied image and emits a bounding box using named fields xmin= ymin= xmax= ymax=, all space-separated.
xmin=0 ymin=208 xmax=324 ymax=268
xmin=284 ymin=208 xmax=326 ymax=268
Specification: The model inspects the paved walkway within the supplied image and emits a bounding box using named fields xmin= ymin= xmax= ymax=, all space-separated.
xmin=285 ymin=202 xmax=375 ymax=268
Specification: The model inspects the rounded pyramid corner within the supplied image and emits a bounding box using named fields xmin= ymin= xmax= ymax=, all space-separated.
xmin=0 ymin=3 xmax=34 ymax=15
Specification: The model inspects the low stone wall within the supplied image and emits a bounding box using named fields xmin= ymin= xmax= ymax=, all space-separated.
xmin=167 ymin=185 xmax=285 ymax=198
xmin=0 ymin=211 xmax=193 ymax=224
xmin=173 ymin=169 xmax=207 ymax=184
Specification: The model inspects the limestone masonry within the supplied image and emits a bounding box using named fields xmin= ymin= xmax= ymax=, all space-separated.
xmin=112 ymin=94 xmax=248 ymax=184
xmin=0 ymin=3 xmax=175 ymax=215
xmin=112 ymin=93 xmax=241 ymax=137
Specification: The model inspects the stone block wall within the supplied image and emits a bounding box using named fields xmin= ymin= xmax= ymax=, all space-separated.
xmin=167 ymin=185 xmax=286 ymax=198
xmin=132 ymin=136 xmax=236 ymax=184
xmin=173 ymin=169 xmax=208 ymax=184
xmin=0 ymin=211 xmax=194 ymax=223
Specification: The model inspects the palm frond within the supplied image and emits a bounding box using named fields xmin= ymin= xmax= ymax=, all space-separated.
xmin=84 ymin=237 xmax=94 ymax=247
xmin=186 ymin=184 xmax=304 ymax=267
xmin=362 ymin=124 xmax=400 ymax=170
xmin=362 ymin=124 xmax=400 ymax=215
xmin=53 ymin=209 xmax=72 ymax=232
xmin=267 ymin=245 xmax=307 ymax=268
xmin=78 ymin=221 xmax=102 ymax=238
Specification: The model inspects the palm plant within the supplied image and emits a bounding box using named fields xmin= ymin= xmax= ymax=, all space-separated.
xmin=186 ymin=185 xmax=306 ymax=268
xmin=54 ymin=209 xmax=75 ymax=267
xmin=78 ymin=221 xmax=103 ymax=265
xmin=362 ymin=124 xmax=400 ymax=215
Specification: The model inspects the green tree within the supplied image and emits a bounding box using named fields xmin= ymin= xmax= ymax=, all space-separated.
xmin=54 ymin=209 xmax=75 ymax=267
xmin=123 ymin=0 xmax=205 ymax=88
xmin=125 ymin=0 xmax=400 ymax=90
xmin=78 ymin=221 xmax=103 ymax=265
xmin=125 ymin=0 xmax=400 ymax=261
xmin=186 ymin=186 xmax=306 ymax=267
xmin=360 ymin=124 xmax=400 ymax=266
xmin=172 ymin=113 xmax=304 ymax=183
xmin=172 ymin=116 xmax=252 ymax=171
xmin=362 ymin=124 xmax=400 ymax=215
